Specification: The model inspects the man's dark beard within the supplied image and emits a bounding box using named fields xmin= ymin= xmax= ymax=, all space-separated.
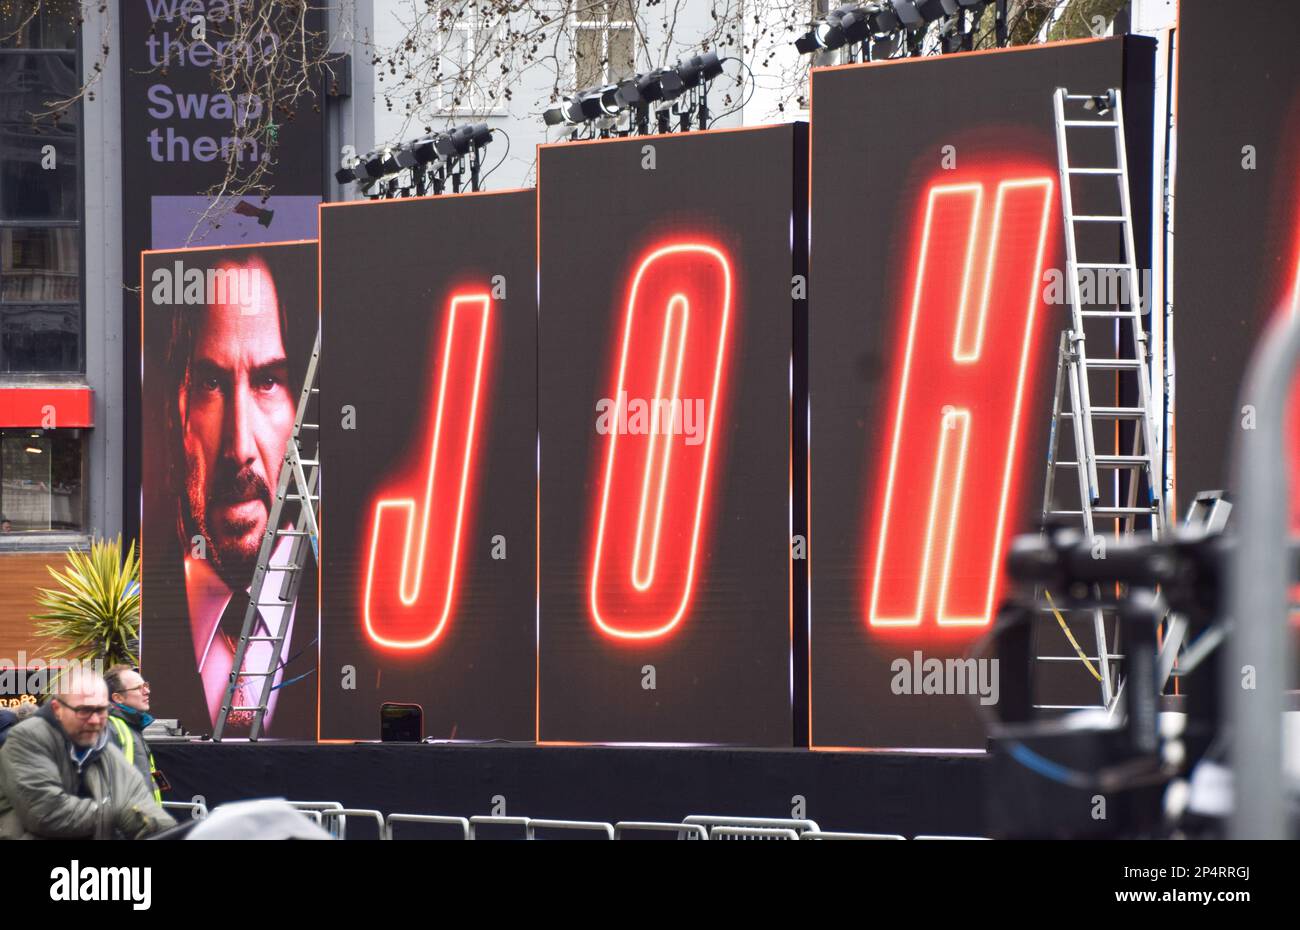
xmin=197 ymin=463 xmax=275 ymax=591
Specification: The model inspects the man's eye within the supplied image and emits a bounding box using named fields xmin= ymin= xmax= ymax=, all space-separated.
xmin=201 ymin=378 xmax=221 ymax=393
xmin=256 ymin=375 xmax=282 ymax=393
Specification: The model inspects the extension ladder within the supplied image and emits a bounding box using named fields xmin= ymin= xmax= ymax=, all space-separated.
xmin=1037 ymin=87 xmax=1166 ymax=710
xmin=213 ymin=328 xmax=321 ymax=741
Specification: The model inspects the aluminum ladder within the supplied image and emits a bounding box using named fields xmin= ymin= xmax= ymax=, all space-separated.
xmin=1037 ymin=87 xmax=1166 ymax=711
xmin=212 ymin=327 xmax=321 ymax=741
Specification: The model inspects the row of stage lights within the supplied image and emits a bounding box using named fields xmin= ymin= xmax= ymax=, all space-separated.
xmin=796 ymin=0 xmax=992 ymax=60
xmin=335 ymin=122 xmax=501 ymax=200
xmin=542 ymin=50 xmax=728 ymax=138
xmin=337 ymin=3 xmax=987 ymax=185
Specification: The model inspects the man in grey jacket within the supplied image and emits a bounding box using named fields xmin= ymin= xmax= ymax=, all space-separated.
xmin=0 ymin=671 xmax=175 ymax=840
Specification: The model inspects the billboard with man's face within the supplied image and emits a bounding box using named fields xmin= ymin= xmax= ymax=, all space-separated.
xmin=141 ymin=242 xmax=318 ymax=738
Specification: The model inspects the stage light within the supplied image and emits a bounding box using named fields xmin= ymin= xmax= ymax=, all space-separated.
xmin=675 ymin=51 xmax=724 ymax=89
xmin=391 ymin=142 xmax=421 ymax=171
xmin=595 ymin=84 xmax=628 ymax=117
xmin=796 ymin=3 xmax=903 ymax=54
xmin=569 ymin=85 xmax=610 ymax=121
xmin=409 ymin=136 xmax=439 ymax=164
xmin=544 ymin=99 xmax=582 ymax=126
xmin=654 ymin=68 xmax=686 ymax=102
xmin=364 ymin=152 xmax=387 ymax=180
xmin=617 ymin=72 xmax=664 ymax=107
xmin=817 ymin=18 xmax=848 ymax=51
xmin=335 ymin=124 xmax=493 ymax=197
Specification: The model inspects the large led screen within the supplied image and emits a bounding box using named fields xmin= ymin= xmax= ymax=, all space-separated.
xmin=121 ymin=3 xmax=326 ymax=540
xmin=1173 ymin=1 xmax=1300 ymax=525
xmin=318 ymin=191 xmax=536 ymax=741
xmin=809 ymin=37 xmax=1154 ymax=748
xmin=141 ymin=241 xmax=319 ymax=738
xmin=538 ymin=124 xmax=808 ymax=745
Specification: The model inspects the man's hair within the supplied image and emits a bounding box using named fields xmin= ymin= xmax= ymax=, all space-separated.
xmin=162 ymin=253 xmax=291 ymax=546
xmin=105 ymin=663 xmax=135 ymax=697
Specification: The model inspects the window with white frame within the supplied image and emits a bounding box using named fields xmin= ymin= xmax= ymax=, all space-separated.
xmin=434 ymin=1 xmax=506 ymax=114
xmin=574 ymin=0 xmax=636 ymax=89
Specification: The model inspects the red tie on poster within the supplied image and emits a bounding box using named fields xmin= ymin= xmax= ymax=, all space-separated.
xmin=868 ymin=176 xmax=1055 ymax=631
xmin=363 ymin=293 xmax=493 ymax=649
xmin=589 ymin=243 xmax=734 ymax=641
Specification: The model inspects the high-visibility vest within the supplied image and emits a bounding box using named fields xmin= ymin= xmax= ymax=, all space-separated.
xmin=108 ymin=715 xmax=162 ymax=804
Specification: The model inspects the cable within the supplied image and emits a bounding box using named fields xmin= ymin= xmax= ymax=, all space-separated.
xmin=479 ymin=126 xmax=510 ymax=187
xmin=708 ymin=56 xmax=755 ymax=128
xmin=271 ymin=668 xmax=316 ymax=692
xmin=1044 ymin=589 xmax=1104 ymax=682
xmin=275 ymin=636 xmax=319 ymax=675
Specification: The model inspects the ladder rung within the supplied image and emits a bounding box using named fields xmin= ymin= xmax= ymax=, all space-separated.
xmin=229 ymin=707 xmax=265 ymax=713
xmin=228 ymin=670 xmax=275 ymax=677
xmin=276 ymin=530 xmax=316 ymax=537
xmin=1036 ymin=655 xmax=1123 ymax=662
xmin=1049 ymin=507 xmax=1154 ymax=517
xmin=1063 ymin=120 xmax=1119 ymax=128
xmin=299 ymin=423 xmax=320 ymax=430
xmin=1094 ymin=454 xmax=1150 ymax=466
xmin=245 ymin=636 xmax=282 ymax=642
xmin=1061 ymin=407 xmax=1147 ymax=419
xmin=298 ymin=460 xmax=319 ymax=468
xmin=285 ymin=495 xmax=320 ymax=502
xmin=1084 ymin=359 xmax=1143 ymax=370
xmin=1063 ymin=93 xmax=1108 ymax=101
xmin=310 ymin=388 xmax=320 ymax=393
xmin=1073 ymin=215 xmax=1126 ymax=222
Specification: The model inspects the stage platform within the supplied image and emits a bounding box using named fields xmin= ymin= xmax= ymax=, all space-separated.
xmin=151 ymin=742 xmax=990 ymax=836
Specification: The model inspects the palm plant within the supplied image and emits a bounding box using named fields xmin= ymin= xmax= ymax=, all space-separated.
xmin=32 ymin=535 xmax=141 ymax=668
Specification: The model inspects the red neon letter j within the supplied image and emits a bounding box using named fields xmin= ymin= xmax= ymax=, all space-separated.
xmin=363 ymin=293 xmax=493 ymax=649
xmin=868 ymin=178 xmax=1054 ymax=629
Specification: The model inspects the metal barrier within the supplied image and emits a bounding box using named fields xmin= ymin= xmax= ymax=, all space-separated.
xmin=528 ymin=818 xmax=615 ymax=840
xmin=682 ymin=815 xmax=820 ymax=839
xmin=468 ymin=815 xmax=533 ymax=840
xmin=288 ymin=801 xmax=345 ymax=812
xmin=156 ymin=796 xmax=936 ymax=841
xmin=320 ymin=808 xmax=386 ymax=840
xmin=711 ymin=826 xmax=800 ymax=840
xmin=161 ymin=801 xmax=207 ymax=821
xmin=614 ymin=821 xmax=709 ymax=840
xmin=385 ymin=814 xmax=472 ymax=840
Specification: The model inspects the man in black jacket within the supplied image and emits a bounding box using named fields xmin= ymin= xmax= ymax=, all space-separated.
xmin=0 ymin=671 xmax=174 ymax=840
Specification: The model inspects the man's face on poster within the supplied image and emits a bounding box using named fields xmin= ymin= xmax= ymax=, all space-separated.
xmin=179 ymin=260 xmax=294 ymax=590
